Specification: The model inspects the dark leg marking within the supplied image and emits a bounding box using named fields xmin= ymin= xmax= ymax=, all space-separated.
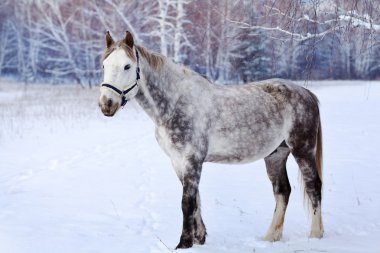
xmin=265 ymin=143 xmax=291 ymax=204
xmin=291 ymin=152 xmax=322 ymax=209
xmin=263 ymin=142 xmax=291 ymax=241
xmin=176 ymin=157 xmax=203 ymax=249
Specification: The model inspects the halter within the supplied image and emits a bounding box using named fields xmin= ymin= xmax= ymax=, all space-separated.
xmin=101 ymin=49 xmax=141 ymax=107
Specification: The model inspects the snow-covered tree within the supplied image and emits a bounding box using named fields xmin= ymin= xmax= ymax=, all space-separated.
xmin=0 ymin=0 xmax=379 ymax=84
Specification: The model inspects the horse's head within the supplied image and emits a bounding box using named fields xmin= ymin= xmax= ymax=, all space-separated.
xmin=99 ymin=31 xmax=140 ymax=117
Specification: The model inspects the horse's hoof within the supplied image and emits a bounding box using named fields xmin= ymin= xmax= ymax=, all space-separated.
xmin=263 ymin=230 xmax=282 ymax=242
xmin=175 ymin=238 xmax=193 ymax=249
xmin=309 ymin=229 xmax=324 ymax=239
xmin=194 ymin=233 xmax=206 ymax=245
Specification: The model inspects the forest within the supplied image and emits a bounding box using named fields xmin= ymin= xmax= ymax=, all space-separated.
xmin=0 ymin=0 xmax=379 ymax=86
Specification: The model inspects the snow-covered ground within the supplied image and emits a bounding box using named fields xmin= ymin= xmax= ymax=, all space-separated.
xmin=0 ymin=80 xmax=379 ymax=253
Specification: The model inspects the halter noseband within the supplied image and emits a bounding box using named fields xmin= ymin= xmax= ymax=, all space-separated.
xmin=101 ymin=49 xmax=141 ymax=107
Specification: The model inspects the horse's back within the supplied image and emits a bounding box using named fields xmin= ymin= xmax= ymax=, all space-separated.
xmin=204 ymin=79 xmax=320 ymax=164
xmin=251 ymin=79 xmax=316 ymax=104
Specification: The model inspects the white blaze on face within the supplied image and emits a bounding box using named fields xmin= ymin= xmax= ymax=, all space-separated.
xmin=99 ymin=48 xmax=137 ymax=115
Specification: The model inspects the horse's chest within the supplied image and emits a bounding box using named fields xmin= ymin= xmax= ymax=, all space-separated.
xmin=155 ymin=125 xmax=194 ymax=176
xmin=155 ymin=126 xmax=176 ymax=156
xmin=155 ymin=126 xmax=189 ymax=162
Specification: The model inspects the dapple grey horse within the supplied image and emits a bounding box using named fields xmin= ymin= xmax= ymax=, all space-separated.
xmin=98 ymin=31 xmax=324 ymax=249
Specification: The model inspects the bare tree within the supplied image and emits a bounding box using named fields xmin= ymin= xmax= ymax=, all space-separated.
xmin=1 ymin=0 xmax=380 ymax=84
xmin=173 ymin=0 xmax=193 ymax=62
xmin=0 ymin=20 xmax=18 ymax=75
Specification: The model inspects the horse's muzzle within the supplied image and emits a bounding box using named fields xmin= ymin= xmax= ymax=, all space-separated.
xmin=99 ymin=96 xmax=119 ymax=117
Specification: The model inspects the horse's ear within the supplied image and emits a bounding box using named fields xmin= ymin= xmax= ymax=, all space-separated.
xmin=106 ymin=31 xmax=114 ymax=48
xmin=124 ymin=31 xmax=134 ymax=48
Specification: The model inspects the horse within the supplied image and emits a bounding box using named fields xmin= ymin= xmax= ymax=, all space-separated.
xmin=98 ymin=31 xmax=324 ymax=249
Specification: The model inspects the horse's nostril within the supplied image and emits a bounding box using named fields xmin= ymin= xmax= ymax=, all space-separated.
xmin=107 ymin=99 xmax=113 ymax=108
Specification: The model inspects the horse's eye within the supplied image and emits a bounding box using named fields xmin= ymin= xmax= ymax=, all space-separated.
xmin=124 ymin=64 xmax=131 ymax=70
xmin=102 ymin=65 xmax=104 ymax=69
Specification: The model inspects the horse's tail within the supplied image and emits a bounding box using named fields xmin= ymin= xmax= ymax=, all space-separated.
xmin=310 ymin=91 xmax=323 ymax=187
xmin=300 ymin=90 xmax=323 ymax=209
xmin=316 ymin=116 xmax=323 ymax=187
xmin=305 ymin=90 xmax=323 ymax=186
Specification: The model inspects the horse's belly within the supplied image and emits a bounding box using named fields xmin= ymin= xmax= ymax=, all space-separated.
xmin=205 ymin=130 xmax=285 ymax=164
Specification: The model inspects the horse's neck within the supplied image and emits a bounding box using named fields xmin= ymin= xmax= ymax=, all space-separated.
xmin=135 ymin=57 xmax=184 ymax=125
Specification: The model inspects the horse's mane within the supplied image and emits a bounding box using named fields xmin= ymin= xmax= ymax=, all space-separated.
xmin=135 ymin=45 xmax=165 ymax=70
xmin=135 ymin=46 xmax=212 ymax=83
xmin=102 ymin=41 xmax=165 ymax=70
xmin=102 ymin=41 xmax=212 ymax=84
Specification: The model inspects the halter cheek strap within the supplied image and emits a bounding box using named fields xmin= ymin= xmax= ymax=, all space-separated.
xmin=101 ymin=49 xmax=141 ymax=107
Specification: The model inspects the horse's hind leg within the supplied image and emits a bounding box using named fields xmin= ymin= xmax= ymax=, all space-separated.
xmin=263 ymin=142 xmax=291 ymax=241
xmin=291 ymin=151 xmax=324 ymax=238
xmin=288 ymin=133 xmax=324 ymax=238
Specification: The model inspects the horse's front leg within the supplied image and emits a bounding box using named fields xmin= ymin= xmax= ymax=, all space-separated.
xmin=193 ymin=191 xmax=207 ymax=245
xmin=175 ymin=157 xmax=203 ymax=249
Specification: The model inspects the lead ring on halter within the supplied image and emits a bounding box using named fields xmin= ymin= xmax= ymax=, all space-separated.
xmin=101 ymin=49 xmax=141 ymax=107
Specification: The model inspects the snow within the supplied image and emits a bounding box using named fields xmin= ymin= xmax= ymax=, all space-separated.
xmin=1 ymin=80 xmax=380 ymax=253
